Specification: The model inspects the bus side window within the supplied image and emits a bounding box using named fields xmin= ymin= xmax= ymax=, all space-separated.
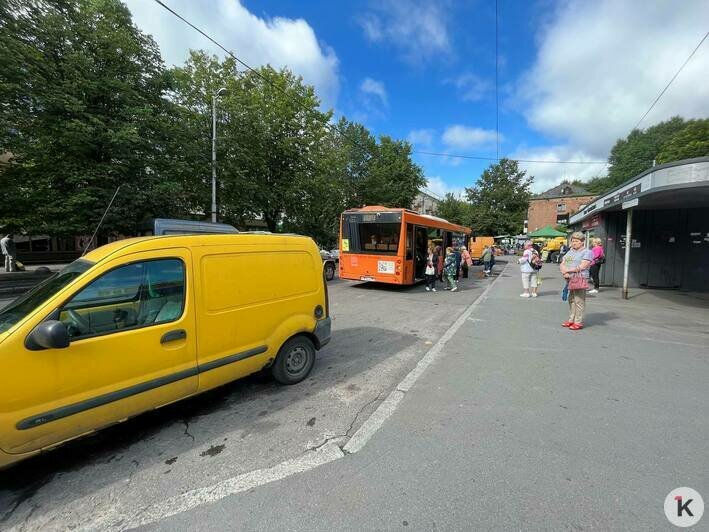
xmin=406 ymin=225 xmax=413 ymax=260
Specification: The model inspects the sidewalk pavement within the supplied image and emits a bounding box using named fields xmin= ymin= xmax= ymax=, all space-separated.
xmin=152 ymin=266 xmax=707 ymax=530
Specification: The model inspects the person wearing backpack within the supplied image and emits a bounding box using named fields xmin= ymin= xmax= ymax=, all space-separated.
xmin=518 ymin=241 xmax=541 ymax=298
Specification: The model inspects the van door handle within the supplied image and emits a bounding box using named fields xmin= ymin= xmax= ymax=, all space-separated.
xmin=161 ymin=329 xmax=187 ymax=344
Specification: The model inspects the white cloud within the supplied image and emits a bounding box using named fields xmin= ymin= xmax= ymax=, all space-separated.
xmin=123 ymin=0 xmax=340 ymax=108
xmin=519 ymin=0 xmax=709 ymax=157
xmin=358 ymin=0 xmax=450 ymax=63
xmin=425 ymin=176 xmax=466 ymax=198
xmin=359 ymin=78 xmax=388 ymax=106
xmin=442 ymin=125 xmax=499 ymax=150
xmin=407 ymin=128 xmax=435 ymax=147
xmin=509 ymin=146 xmax=608 ymax=194
xmin=445 ymin=73 xmax=492 ymax=102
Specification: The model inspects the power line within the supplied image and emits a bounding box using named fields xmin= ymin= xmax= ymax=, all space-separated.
xmin=413 ymin=150 xmax=608 ymax=165
xmin=633 ymin=30 xmax=708 ymax=131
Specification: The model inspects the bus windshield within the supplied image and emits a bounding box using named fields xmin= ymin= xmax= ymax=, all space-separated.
xmin=357 ymin=222 xmax=401 ymax=254
xmin=341 ymin=211 xmax=403 ymax=256
xmin=0 ymin=259 xmax=94 ymax=333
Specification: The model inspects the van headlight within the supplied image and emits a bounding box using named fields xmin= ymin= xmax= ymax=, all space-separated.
xmin=314 ymin=305 xmax=324 ymax=319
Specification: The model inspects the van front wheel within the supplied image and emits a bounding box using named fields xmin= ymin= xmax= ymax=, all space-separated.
xmin=271 ymin=336 xmax=316 ymax=385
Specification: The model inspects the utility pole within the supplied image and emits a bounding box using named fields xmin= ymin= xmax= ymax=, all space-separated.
xmin=211 ymin=87 xmax=227 ymax=223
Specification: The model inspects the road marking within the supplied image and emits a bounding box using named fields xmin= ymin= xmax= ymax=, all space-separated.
xmin=12 ymin=267 xmax=506 ymax=531
xmin=344 ymin=265 xmax=506 ymax=453
xmin=9 ymin=442 xmax=345 ymax=532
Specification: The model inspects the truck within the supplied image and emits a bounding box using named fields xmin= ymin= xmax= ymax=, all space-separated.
xmin=541 ymin=236 xmax=568 ymax=263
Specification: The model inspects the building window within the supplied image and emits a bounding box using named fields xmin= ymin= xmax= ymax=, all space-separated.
xmin=557 ymin=203 xmax=566 ymax=213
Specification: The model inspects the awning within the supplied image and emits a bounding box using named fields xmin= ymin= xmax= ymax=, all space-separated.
xmin=527 ymin=225 xmax=566 ymax=238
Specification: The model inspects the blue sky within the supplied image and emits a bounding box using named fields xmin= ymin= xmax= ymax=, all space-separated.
xmin=124 ymin=0 xmax=709 ymax=195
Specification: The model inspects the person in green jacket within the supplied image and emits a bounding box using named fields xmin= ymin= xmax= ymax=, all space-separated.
xmin=443 ymin=247 xmax=458 ymax=291
xmin=481 ymin=245 xmax=492 ymax=277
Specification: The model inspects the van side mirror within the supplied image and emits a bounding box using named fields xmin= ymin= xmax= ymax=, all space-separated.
xmin=26 ymin=320 xmax=70 ymax=351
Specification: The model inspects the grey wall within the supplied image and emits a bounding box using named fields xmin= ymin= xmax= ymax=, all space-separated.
xmin=599 ymin=208 xmax=709 ymax=291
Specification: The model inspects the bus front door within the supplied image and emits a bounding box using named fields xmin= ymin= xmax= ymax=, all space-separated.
xmin=414 ymin=226 xmax=428 ymax=280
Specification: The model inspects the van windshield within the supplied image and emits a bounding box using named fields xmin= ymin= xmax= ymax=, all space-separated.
xmin=0 ymin=259 xmax=94 ymax=333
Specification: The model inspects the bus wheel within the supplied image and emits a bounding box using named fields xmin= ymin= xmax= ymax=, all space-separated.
xmin=324 ymin=262 xmax=335 ymax=281
xmin=272 ymin=336 xmax=316 ymax=385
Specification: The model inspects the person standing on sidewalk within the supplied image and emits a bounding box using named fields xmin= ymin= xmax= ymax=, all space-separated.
xmin=1 ymin=234 xmax=16 ymax=272
xmin=560 ymin=232 xmax=593 ymax=330
xmin=588 ymin=237 xmax=605 ymax=295
xmin=435 ymin=245 xmax=444 ymax=282
xmin=481 ymin=245 xmax=492 ymax=277
xmin=518 ymin=241 xmax=540 ymax=298
xmin=443 ymin=247 xmax=458 ymax=291
xmin=460 ymin=245 xmax=472 ymax=279
xmin=424 ymin=245 xmax=438 ymax=292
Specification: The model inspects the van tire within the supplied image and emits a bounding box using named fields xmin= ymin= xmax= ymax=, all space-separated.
xmin=324 ymin=262 xmax=335 ymax=281
xmin=271 ymin=336 xmax=316 ymax=385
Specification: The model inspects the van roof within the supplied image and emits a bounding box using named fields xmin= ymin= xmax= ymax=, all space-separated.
xmin=83 ymin=233 xmax=311 ymax=264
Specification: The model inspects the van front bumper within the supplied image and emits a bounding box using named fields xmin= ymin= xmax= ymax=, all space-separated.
xmin=313 ymin=317 xmax=332 ymax=349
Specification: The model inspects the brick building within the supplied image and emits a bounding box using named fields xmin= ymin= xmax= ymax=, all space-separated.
xmin=526 ymin=182 xmax=595 ymax=233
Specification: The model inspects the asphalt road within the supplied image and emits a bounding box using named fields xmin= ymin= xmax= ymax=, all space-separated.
xmin=148 ymin=266 xmax=709 ymax=531
xmin=0 ymin=267 xmax=497 ymax=530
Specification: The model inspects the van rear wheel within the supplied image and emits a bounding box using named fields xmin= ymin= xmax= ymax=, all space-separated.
xmin=271 ymin=336 xmax=316 ymax=385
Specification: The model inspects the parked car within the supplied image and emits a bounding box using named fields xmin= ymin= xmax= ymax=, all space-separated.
xmin=320 ymin=250 xmax=336 ymax=281
xmin=0 ymin=233 xmax=331 ymax=469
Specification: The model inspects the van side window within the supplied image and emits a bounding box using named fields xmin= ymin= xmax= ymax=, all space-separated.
xmin=59 ymin=259 xmax=185 ymax=339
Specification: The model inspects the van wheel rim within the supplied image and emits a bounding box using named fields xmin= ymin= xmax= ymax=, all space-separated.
xmin=285 ymin=346 xmax=308 ymax=375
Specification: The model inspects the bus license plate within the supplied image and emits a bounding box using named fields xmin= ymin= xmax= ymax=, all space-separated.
xmin=377 ymin=260 xmax=395 ymax=274
xmin=360 ymin=275 xmax=375 ymax=281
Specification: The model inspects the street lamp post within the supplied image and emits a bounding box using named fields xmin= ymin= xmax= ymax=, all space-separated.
xmin=211 ymin=87 xmax=228 ymax=223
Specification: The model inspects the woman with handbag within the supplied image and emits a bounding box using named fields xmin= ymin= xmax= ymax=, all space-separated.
xmin=560 ymin=232 xmax=593 ymax=330
xmin=588 ymin=237 xmax=605 ymax=295
xmin=425 ymin=245 xmax=438 ymax=292
xmin=518 ymin=241 xmax=540 ymax=298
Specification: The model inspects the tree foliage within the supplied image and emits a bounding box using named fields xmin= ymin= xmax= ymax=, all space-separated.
xmin=585 ymin=117 xmax=709 ymax=194
xmin=0 ymin=0 xmax=183 ymax=235
xmin=0 ymin=1 xmax=427 ymax=248
xmin=436 ymin=193 xmax=470 ymax=226
xmin=465 ymin=159 xmax=532 ymax=235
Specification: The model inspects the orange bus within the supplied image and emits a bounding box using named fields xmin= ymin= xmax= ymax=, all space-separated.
xmin=338 ymin=206 xmax=471 ymax=285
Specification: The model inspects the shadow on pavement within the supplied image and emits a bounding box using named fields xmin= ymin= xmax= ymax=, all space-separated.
xmin=0 ymin=326 xmax=417 ymax=517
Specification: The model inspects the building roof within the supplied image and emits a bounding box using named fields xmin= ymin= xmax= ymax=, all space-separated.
xmin=534 ymin=182 xmax=594 ymax=199
xmin=569 ymin=156 xmax=709 ymax=225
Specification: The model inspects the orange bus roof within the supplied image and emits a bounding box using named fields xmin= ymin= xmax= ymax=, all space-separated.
xmin=343 ymin=206 xmax=471 ymax=234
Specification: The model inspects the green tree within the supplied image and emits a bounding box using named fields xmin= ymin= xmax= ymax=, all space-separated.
xmin=363 ymin=136 xmax=425 ymax=208
xmin=465 ymin=158 xmax=532 ymax=235
xmin=436 ymin=193 xmax=470 ymax=225
xmin=656 ymin=119 xmax=709 ymax=164
xmin=0 ymin=0 xmax=183 ymax=236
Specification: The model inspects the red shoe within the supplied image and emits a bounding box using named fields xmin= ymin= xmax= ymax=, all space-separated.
xmin=562 ymin=321 xmax=573 ymax=327
xmin=569 ymin=323 xmax=584 ymax=330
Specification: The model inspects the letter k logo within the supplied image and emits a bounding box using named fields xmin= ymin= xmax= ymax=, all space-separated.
xmin=676 ymin=495 xmax=694 ymax=517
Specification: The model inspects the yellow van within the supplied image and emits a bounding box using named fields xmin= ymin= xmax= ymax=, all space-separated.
xmin=0 ymin=233 xmax=331 ymax=469
xmin=468 ymin=236 xmax=495 ymax=263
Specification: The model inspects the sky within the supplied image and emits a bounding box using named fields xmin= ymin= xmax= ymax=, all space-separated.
xmin=123 ymin=0 xmax=709 ymax=196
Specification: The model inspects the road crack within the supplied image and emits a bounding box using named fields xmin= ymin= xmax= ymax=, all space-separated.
xmin=306 ymin=391 xmax=386 ymax=454
xmin=181 ymin=418 xmax=195 ymax=442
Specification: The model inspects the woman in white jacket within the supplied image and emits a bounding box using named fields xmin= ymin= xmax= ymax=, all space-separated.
xmin=518 ymin=241 xmax=540 ymax=298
